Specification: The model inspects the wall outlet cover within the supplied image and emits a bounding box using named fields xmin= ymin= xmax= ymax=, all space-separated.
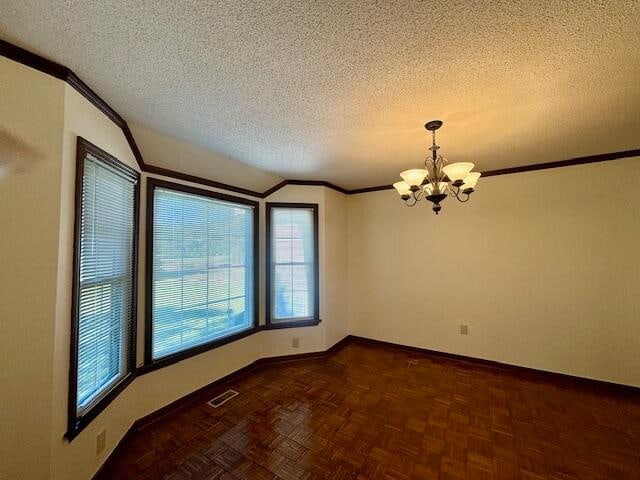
xmin=460 ymin=324 xmax=469 ymax=335
xmin=292 ymin=337 xmax=300 ymax=348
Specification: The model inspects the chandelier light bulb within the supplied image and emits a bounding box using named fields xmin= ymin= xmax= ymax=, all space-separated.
xmin=442 ymin=162 xmax=474 ymax=182
xmin=400 ymin=169 xmax=428 ymax=188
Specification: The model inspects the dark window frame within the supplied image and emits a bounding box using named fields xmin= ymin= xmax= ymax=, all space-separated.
xmin=67 ymin=137 xmax=140 ymax=440
xmin=144 ymin=178 xmax=260 ymax=371
xmin=265 ymin=202 xmax=320 ymax=329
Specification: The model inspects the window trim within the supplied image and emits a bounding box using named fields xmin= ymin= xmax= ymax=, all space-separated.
xmin=67 ymin=137 xmax=140 ymax=440
xmin=144 ymin=178 xmax=260 ymax=370
xmin=265 ymin=202 xmax=320 ymax=329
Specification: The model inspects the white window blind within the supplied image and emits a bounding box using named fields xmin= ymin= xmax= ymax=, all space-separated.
xmin=270 ymin=207 xmax=317 ymax=321
xmin=75 ymin=152 xmax=136 ymax=414
xmin=151 ymin=187 xmax=255 ymax=360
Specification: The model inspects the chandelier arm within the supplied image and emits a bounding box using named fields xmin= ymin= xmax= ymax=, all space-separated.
xmin=456 ymin=192 xmax=471 ymax=203
xmin=404 ymin=188 xmax=423 ymax=207
xmin=444 ymin=183 xmax=471 ymax=203
xmin=435 ymin=155 xmax=445 ymax=183
xmin=449 ymin=184 xmax=470 ymax=202
xmin=405 ymin=196 xmax=419 ymax=207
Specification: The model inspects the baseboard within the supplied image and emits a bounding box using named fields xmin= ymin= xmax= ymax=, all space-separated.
xmin=92 ymin=335 xmax=351 ymax=479
xmin=255 ymin=335 xmax=351 ymax=366
xmin=347 ymin=335 xmax=640 ymax=397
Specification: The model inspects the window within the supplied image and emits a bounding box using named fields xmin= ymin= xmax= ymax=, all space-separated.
xmin=69 ymin=138 xmax=139 ymax=438
xmin=146 ymin=179 xmax=258 ymax=365
xmin=266 ymin=203 xmax=319 ymax=327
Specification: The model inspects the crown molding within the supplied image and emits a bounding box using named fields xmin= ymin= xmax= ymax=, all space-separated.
xmin=0 ymin=39 xmax=146 ymax=169
xmin=263 ymin=179 xmax=349 ymax=197
xmin=2 ymin=38 xmax=638 ymax=199
xmin=479 ymin=149 xmax=640 ymax=178
xmin=348 ymin=149 xmax=640 ymax=195
xmin=143 ymin=163 xmax=264 ymax=198
xmin=348 ymin=184 xmax=394 ymax=194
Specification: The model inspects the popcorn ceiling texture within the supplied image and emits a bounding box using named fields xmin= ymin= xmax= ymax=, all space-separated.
xmin=1 ymin=1 xmax=639 ymax=189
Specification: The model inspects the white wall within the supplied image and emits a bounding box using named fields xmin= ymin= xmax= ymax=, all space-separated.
xmin=3 ymin=53 xmax=640 ymax=480
xmin=130 ymin=123 xmax=283 ymax=192
xmin=348 ymin=157 xmax=640 ymax=387
xmin=51 ymin=84 xmax=348 ymax=479
xmin=49 ymin=83 xmax=143 ymax=480
xmin=49 ymin=128 xmax=347 ymax=478
xmin=0 ymin=57 xmax=65 ymax=480
xmin=261 ymin=184 xmax=350 ymax=354
xmin=323 ymin=188 xmax=350 ymax=347
xmin=1 ymin=57 xmax=350 ymax=480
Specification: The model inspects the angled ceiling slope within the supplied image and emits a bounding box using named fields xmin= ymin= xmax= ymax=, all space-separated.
xmin=1 ymin=38 xmax=638 ymax=198
xmin=1 ymin=0 xmax=639 ymax=190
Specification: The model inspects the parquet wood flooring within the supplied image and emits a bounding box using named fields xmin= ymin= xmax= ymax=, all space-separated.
xmin=98 ymin=341 xmax=640 ymax=480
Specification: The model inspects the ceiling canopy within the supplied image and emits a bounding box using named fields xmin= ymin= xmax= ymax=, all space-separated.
xmin=1 ymin=1 xmax=639 ymax=189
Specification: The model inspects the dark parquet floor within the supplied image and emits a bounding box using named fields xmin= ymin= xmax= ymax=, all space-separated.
xmin=99 ymin=341 xmax=640 ymax=480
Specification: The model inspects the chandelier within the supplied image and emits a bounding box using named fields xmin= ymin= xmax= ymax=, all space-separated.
xmin=393 ymin=120 xmax=481 ymax=214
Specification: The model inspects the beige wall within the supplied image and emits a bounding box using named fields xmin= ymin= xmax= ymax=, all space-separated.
xmin=51 ymin=83 xmax=348 ymax=478
xmin=54 ymin=179 xmax=346 ymax=480
xmin=49 ymin=84 xmax=143 ymax=480
xmin=3 ymin=53 xmax=640 ymax=480
xmin=323 ymin=188 xmax=350 ymax=347
xmin=0 ymin=58 xmax=65 ymax=480
xmin=130 ymin=123 xmax=283 ymax=192
xmin=347 ymin=157 xmax=640 ymax=387
xmin=1 ymin=58 xmax=349 ymax=480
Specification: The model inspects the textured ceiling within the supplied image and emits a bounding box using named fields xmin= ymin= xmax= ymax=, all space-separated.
xmin=1 ymin=1 xmax=639 ymax=188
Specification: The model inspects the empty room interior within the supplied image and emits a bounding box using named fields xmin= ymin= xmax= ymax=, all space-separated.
xmin=1 ymin=2 xmax=640 ymax=479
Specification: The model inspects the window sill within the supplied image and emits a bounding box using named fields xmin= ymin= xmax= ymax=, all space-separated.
xmin=139 ymin=326 xmax=259 ymax=375
xmin=261 ymin=318 xmax=322 ymax=330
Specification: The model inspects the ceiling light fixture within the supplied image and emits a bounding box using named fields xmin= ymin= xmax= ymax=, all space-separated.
xmin=393 ymin=120 xmax=481 ymax=214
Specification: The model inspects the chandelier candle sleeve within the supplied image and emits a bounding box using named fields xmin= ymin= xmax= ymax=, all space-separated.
xmin=393 ymin=181 xmax=412 ymax=197
xmin=462 ymin=172 xmax=481 ymax=189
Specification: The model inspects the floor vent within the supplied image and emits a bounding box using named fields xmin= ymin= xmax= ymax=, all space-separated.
xmin=207 ymin=389 xmax=239 ymax=408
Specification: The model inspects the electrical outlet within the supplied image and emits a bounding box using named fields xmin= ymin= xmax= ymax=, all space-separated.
xmin=292 ymin=337 xmax=300 ymax=348
xmin=460 ymin=324 xmax=469 ymax=335
xmin=96 ymin=429 xmax=106 ymax=455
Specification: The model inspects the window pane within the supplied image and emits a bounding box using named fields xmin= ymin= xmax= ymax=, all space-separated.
xmin=270 ymin=206 xmax=316 ymax=322
xmin=152 ymin=187 xmax=255 ymax=360
xmin=76 ymin=153 xmax=136 ymax=413
xmin=274 ymin=264 xmax=294 ymax=318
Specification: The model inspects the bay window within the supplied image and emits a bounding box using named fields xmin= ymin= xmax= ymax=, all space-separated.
xmin=146 ymin=179 xmax=258 ymax=366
